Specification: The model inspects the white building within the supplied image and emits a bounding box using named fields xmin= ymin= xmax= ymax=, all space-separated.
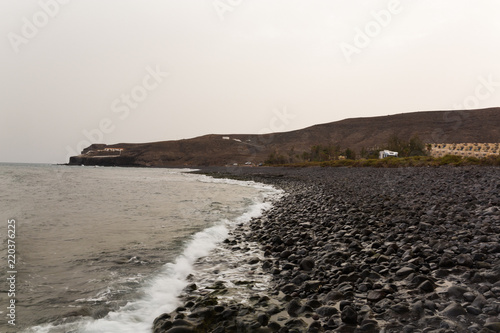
xmin=379 ymin=150 xmax=398 ymax=159
xmin=103 ymin=148 xmax=124 ymax=154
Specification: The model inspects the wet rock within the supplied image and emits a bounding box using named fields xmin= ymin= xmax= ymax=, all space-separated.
xmin=366 ymin=290 xmax=386 ymax=302
xmin=154 ymin=313 xmax=171 ymax=325
xmin=221 ymin=308 xmax=237 ymax=320
xmin=341 ymin=306 xmax=358 ymax=325
xmin=456 ymin=254 xmax=473 ymax=267
xmin=390 ymin=302 xmax=409 ymax=314
xmin=442 ymin=302 xmax=467 ymax=317
xmin=403 ymin=324 xmax=417 ymax=333
xmin=410 ymin=300 xmax=424 ymax=318
xmin=271 ymin=268 xmax=281 ymax=275
xmin=339 ymin=300 xmax=351 ymax=311
xmin=485 ymin=306 xmax=498 ymax=315
xmin=280 ymin=250 xmax=292 ymax=258
xmin=165 ymin=327 xmax=195 ymax=333
xmin=287 ymin=298 xmax=302 ymax=317
xmin=305 ymin=299 xmax=322 ymax=309
xmin=248 ymin=257 xmax=260 ymax=265
xmin=209 ymin=281 xmax=226 ymax=290
xmin=485 ymin=322 xmax=500 ymax=332
xmin=262 ymin=261 xmax=273 ymax=269
xmin=268 ymin=321 xmax=281 ymax=331
xmin=282 ymin=283 xmax=297 ymax=294
xmin=257 ymin=313 xmax=269 ymax=326
xmin=284 ymin=318 xmax=307 ymax=329
xmin=434 ymin=269 xmax=450 ymax=278
xmin=418 ymin=280 xmax=435 ymax=293
xmin=463 ymin=292 xmax=476 ymax=302
xmin=439 ymin=254 xmax=455 ymax=268
xmin=266 ymin=304 xmax=281 ymax=316
xmin=308 ymin=320 xmax=323 ymax=333
xmin=188 ymin=307 xmax=216 ymax=320
xmin=304 ymin=280 xmax=322 ymax=292
xmin=424 ymin=300 xmax=436 ymax=312
xmin=91 ymin=306 xmax=110 ymax=319
xmin=171 ymin=319 xmax=194 ymax=327
xmin=359 ymin=319 xmax=379 ymax=331
xmin=396 ymin=266 xmax=415 ymax=277
xmin=323 ymin=290 xmax=344 ymax=302
xmin=472 ymin=293 xmax=488 ymax=309
xmin=291 ymin=273 xmax=310 ymax=286
xmin=173 ymin=313 xmax=185 ymax=320
xmin=185 ymin=283 xmax=197 ymax=291
xmin=299 ymin=257 xmax=315 ymax=271
xmin=446 ymin=285 xmax=469 ymax=299
xmin=466 ymin=305 xmax=482 ymax=315
xmin=316 ymin=306 xmax=338 ymax=317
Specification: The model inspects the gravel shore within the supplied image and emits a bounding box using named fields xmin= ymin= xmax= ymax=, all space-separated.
xmin=154 ymin=166 xmax=500 ymax=333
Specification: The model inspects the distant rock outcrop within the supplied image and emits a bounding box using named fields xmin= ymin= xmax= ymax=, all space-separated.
xmin=68 ymin=107 xmax=500 ymax=167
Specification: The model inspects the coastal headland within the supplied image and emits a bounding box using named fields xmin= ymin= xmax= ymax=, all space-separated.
xmin=153 ymin=166 xmax=500 ymax=333
xmin=68 ymin=108 xmax=500 ymax=167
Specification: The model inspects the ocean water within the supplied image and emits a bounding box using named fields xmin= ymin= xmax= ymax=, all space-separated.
xmin=0 ymin=164 xmax=280 ymax=333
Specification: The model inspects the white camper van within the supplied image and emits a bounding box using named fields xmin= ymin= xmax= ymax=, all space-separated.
xmin=379 ymin=150 xmax=399 ymax=159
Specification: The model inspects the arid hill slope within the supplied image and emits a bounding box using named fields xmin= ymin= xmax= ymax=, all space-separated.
xmin=69 ymin=108 xmax=500 ymax=167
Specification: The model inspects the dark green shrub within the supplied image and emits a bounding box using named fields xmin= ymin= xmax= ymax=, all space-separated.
xmin=439 ymin=154 xmax=463 ymax=165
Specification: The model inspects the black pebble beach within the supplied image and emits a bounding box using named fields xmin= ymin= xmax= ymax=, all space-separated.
xmin=154 ymin=166 xmax=500 ymax=333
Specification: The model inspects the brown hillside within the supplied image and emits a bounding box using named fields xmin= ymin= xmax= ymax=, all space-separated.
xmin=69 ymin=108 xmax=500 ymax=167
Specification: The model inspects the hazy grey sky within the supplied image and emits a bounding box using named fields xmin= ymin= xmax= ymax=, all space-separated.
xmin=1 ymin=0 xmax=499 ymax=163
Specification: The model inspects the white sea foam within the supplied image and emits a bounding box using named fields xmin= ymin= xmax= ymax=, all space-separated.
xmin=187 ymin=172 xmax=279 ymax=192
xmin=25 ymin=173 xmax=281 ymax=333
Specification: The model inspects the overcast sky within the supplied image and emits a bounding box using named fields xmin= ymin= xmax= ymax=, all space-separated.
xmin=1 ymin=0 xmax=499 ymax=163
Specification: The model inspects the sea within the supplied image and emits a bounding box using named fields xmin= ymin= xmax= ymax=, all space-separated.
xmin=0 ymin=163 xmax=281 ymax=333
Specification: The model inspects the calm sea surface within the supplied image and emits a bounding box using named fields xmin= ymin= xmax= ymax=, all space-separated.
xmin=0 ymin=164 xmax=279 ymax=332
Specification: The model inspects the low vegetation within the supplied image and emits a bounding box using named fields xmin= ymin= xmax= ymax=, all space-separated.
xmin=264 ymin=134 xmax=500 ymax=168
xmin=266 ymin=134 xmax=429 ymax=165
xmin=265 ymin=144 xmax=355 ymax=164
xmin=265 ymin=154 xmax=500 ymax=168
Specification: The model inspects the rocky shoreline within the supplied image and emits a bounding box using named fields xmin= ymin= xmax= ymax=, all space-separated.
xmin=153 ymin=166 xmax=500 ymax=333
